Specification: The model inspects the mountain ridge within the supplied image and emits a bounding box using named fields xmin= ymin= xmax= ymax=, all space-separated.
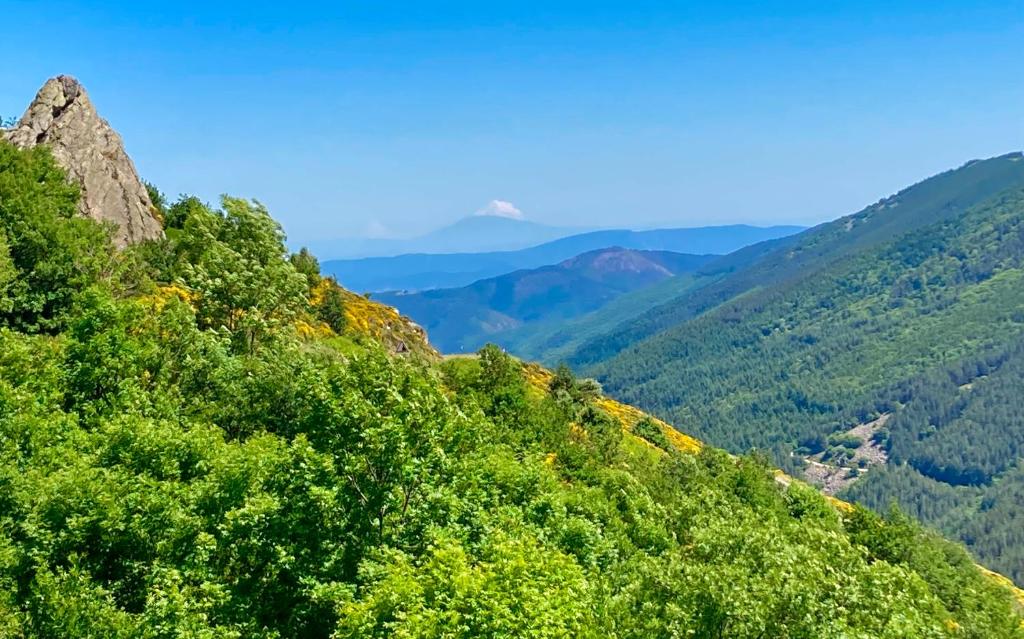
xmin=549 ymin=151 xmax=1024 ymax=583
xmin=308 ymin=215 xmax=584 ymax=260
xmin=377 ymin=247 xmax=714 ymax=352
xmin=561 ymin=152 xmax=1024 ymax=369
xmin=322 ymin=223 xmax=805 ymax=292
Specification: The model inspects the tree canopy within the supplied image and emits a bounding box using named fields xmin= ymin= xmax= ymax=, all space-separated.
xmin=0 ymin=140 xmax=1021 ymax=637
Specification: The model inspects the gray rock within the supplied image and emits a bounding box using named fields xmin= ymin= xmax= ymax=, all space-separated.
xmin=4 ymin=76 xmax=163 ymax=247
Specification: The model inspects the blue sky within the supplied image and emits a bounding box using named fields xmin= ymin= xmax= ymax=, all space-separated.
xmin=2 ymin=1 xmax=1022 ymax=245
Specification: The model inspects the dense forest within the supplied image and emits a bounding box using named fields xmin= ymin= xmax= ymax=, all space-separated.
xmin=378 ymin=248 xmax=714 ymax=353
xmin=564 ymin=153 xmax=1024 ymax=371
xmin=840 ymin=336 xmax=1024 ymax=583
xmin=549 ymin=154 xmax=1024 ymax=582
xmin=2 ymin=140 xmax=1023 ymax=636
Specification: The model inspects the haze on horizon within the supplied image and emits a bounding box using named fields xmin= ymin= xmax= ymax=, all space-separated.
xmin=2 ymin=1 xmax=1020 ymax=246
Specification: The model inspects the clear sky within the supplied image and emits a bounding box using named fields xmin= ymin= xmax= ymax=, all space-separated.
xmin=2 ymin=1 xmax=1021 ymax=245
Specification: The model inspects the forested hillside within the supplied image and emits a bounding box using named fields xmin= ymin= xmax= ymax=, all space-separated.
xmin=501 ymin=271 xmax=717 ymax=363
xmin=563 ymin=153 xmax=1024 ymax=582
xmin=840 ymin=335 xmax=1024 ymax=583
xmin=565 ymin=153 xmax=1024 ymax=369
xmin=2 ymin=139 xmax=1023 ymax=636
xmin=378 ymin=248 xmax=713 ymax=353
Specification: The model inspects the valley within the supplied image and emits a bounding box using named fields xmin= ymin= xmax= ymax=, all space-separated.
xmin=356 ymin=150 xmax=1024 ymax=585
xmin=510 ymin=152 xmax=1024 ymax=583
xmin=376 ymin=247 xmax=715 ymax=352
xmin=324 ymin=150 xmax=1024 ymax=586
xmin=3 ymin=53 xmax=1024 ymax=636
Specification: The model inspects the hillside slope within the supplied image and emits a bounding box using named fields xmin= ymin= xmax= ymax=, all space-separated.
xmin=565 ymin=153 xmax=1024 ymax=369
xmin=322 ymin=224 xmax=803 ymax=292
xmin=1 ymin=79 xmax=1022 ymax=636
xmin=378 ymin=248 xmax=714 ymax=352
xmin=566 ymin=153 xmax=1024 ymax=582
xmin=497 ymin=229 xmax=803 ymax=362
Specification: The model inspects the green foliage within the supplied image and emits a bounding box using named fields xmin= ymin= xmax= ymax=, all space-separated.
xmin=163 ymin=194 xmax=206 ymax=230
xmin=0 ymin=141 xmax=114 ymax=332
xmin=144 ymin=181 xmax=167 ymax=219
xmin=0 ymin=149 xmax=1021 ymax=637
xmin=557 ymin=158 xmax=1024 ymax=581
xmin=316 ymin=277 xmax=348 ymax=333
xmin=0 ymin=229 xmax=15 ymax=313
xmin=475 ymin=344 xmax=531 ymax=428
xmin=335 ymin=533 xmax=597 ymax=638
xmin=634 ymin=416 xmax=671 ymax=450
xmin=881 ymin=340 xmax=1024 ymax=486
xmin=290 ymin=246 xmax=321 ymax=284
xmin=549 ymin=363 xmax=602 ymax=409
xmin=172 ymin=195 xmax=308 ymax=351
xmin=828 ymin=433 xmax=862 ymax=450
xmin=842 ymin=463 xmax=1024 ymax=585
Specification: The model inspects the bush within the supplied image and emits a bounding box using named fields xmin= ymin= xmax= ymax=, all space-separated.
xmin=634 ymin=416 xmax=672 ymax=450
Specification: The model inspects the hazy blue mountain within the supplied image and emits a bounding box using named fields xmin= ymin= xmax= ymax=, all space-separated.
xmin=376 ymin=248 xmax=714 ymax=353
xmin=307 ymin=215 xmax=584 ymax=260
xmin=322 ymin=224 xmax=805 ymax=292
xmin=492 ymin=224 xmax=812 ymax=363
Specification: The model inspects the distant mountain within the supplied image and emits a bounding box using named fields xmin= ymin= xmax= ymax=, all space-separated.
xmin=6 ymin=75 xmax=1022 ymax=638
xmin=494 ymin=225 xmax=810 ymax=363
xmin=528 ymin=151 xmax=1024 ymax=582
xmin=376 ymin=248 xmax=715 ymax=353
xmin=307 ymin=215 xmax=584 ymax=260
xmin=322 ymin=224 xmax=805 ymax=292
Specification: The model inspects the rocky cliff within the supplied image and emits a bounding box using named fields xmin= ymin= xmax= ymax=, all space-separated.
xmin=3 ymin=75 xmax=163 ymax=246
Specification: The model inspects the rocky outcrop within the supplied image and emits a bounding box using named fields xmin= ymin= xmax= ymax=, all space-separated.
xmin=3 ymin=76 xmax=163 ymax=246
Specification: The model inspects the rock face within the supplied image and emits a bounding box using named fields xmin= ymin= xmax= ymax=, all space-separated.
xmin=3 ymin=76 xmax=163 ymax=246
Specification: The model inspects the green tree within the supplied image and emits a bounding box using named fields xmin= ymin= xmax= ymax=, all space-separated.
xmin=162 ymin=194 xmax=210 ymax=231
xmin=476 ymin=344 xmax=530 ymax=428
xmin=175 ymin=196 xmax=307 ymax=351
xmin=316 ymin=278 xmax=347 ymax=333
xmin=290 ymin=247 xmax=321 ymax=285
xmin=144 ymin=181 xmax=168 ymax=219
xmin=0 ymin=229 xmax=15 ymax=313
xmin=0 ymin=141 xmax=114 ymax=332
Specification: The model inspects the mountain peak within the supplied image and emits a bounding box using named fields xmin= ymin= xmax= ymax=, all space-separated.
xmin=4 ymin=76 xmax=163 ymax=247
xmin=559 ymin=247 xmax=671 ymax=276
